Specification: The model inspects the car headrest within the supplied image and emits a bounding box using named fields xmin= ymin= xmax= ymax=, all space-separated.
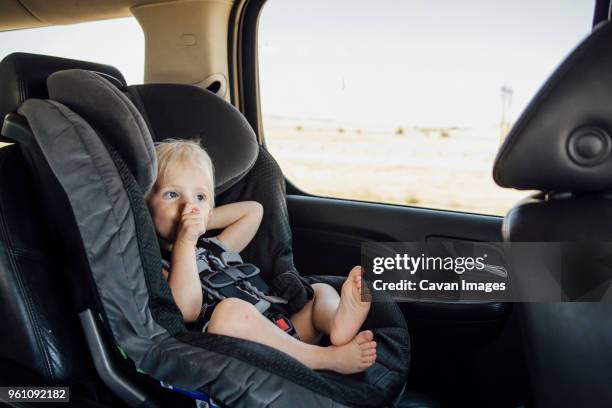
xmin=493 ymin=21 xmax=612 ymax=193
xmin=126 ymin=84 xmax=259 ymax=195
xmin=0 ymin=52 xmax=126 ymax=122
xmin=47 ymin=69 xmax=156 ymax=192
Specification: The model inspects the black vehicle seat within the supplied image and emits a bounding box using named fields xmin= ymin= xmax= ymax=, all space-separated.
xmin=493 ymin=21 xmax=612 ymax=407
xmin=0 ymin=53 xmax=415 ymax=407
xmin=0 ymin=53 xmax=129 ymax=405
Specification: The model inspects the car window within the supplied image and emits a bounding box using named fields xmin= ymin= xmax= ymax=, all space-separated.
xmin=0 ymin=17 xmax=144 ymax=85
xmin=258 ymin=0 xmax=593 ymax=215
xmin=0 ymin=17 xmax=144 ymax=149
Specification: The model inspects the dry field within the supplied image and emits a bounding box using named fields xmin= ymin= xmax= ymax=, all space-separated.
xmin=0 ymin=118 xmax=531 ymax=216
xmin=264 ymin=117 xmax=533 ymax=216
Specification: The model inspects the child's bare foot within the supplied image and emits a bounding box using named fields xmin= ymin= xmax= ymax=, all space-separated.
xmin=330 ymin=266 xmax=371 ymax=346
xmin=324 ymin=330 xmax=377 ymax=374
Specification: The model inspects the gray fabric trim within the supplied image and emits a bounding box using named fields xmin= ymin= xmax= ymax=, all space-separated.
xmin=19 ymin=99 xmax=344 ymax=407
xmin=46 ymin=69 xmax=157 ymax=192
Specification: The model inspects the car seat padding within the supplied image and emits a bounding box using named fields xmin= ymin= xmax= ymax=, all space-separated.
xmin=126 ymin=84 xmax=259 ymax=195
xmin=16 ymin=69 xmax=410 ymax=407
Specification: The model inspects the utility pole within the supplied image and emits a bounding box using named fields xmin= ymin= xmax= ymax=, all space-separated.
xmin=500 ymin=84 xmax=513 ymax=142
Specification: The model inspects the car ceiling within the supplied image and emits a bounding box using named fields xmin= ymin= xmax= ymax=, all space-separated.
xmin=0 ymin=0 xmax=178 ymax=31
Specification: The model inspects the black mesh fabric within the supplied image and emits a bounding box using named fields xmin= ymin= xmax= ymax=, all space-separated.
xmin=215 ymin=146 xmax=314 ymax=311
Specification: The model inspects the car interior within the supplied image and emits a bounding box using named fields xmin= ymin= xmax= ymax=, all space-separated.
xmin=0 ymin=1 xmax=611 ymax=407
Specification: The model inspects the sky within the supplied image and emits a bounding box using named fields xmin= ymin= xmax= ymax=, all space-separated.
xmin=0 ymin=0 xmax=594 ymax=128
xmin=258 ymin=0 xmax=594 ymax=127
xmin=0 ymin=18 xmax=145 ymax=85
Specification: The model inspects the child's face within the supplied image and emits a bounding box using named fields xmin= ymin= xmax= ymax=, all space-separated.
xmin=147 ymin=162 xmax=213 ymax=245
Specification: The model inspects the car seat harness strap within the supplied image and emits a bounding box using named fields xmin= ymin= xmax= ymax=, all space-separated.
xmin=160 ymin=237 xmax=298 ymax=338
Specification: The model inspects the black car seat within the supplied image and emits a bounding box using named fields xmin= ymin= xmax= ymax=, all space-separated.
xmin=0 ymin=53 xmax=130 ymax=406
xmin=0 ymin=53 xmax=412 ymax=407
xmin=493 ymin=21 xmax=612 ymax=407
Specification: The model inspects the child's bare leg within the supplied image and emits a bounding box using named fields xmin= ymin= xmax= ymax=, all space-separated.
xmin=292 ymin=270 xmax=371 ymax=347
xmin=330 ymin=266 xmax=371 ymax=346
xmin=290 ymin=283 xmax=339 ymax=344
xmin=207 ymin=298 xmax=376 ymax=374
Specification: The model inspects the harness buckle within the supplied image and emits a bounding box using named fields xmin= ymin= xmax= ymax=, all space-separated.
xmin=200 ymin=271 xmax=234 ymax=289
xmin=267 ymin=313 xmax=298 ymax=339
xmin=220 ymin=251 xmax=243 ymax=266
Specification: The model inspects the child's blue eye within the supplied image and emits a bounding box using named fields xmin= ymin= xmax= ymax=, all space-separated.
xmin=164 ymin=191 xmax=179 ymax=199
xmin=196 ymin=194 xmax=206 ymax=201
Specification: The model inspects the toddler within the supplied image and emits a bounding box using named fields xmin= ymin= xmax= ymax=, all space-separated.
xmin=146 ymin=139 xmax=376 ymax=374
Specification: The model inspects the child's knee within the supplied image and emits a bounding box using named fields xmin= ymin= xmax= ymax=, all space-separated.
xmin=312 ymin=282 xmax=337 ymax=298
xmin=208 ymin=298 xmax=258 ymax=335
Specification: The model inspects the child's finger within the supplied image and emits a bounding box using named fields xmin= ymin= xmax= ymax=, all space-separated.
xmin=182 ymin=203 xmax=200 ymax=215
xmin=182 ymin=218 xmax=206 ymax=229
xmin=182 ymin=212 xmax=202 ymax=221
xmin=181 ymin=212 xmax=206 ymax=225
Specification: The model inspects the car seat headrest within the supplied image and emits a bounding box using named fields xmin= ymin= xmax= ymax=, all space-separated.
xmin=0 ymin=52 xmax=126 ymax=122
xmin=126 ymin=84 xmax=259 ymax=195
xmin=493 ymin=21 xmax=612 ymax=193
xmin=47 ymin=69 xmax=156 ymax=192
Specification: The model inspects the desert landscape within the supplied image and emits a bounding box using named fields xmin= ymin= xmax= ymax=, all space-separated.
xmin=0 ymin=116 xmax=531 ymax=216
xmin=264 ymin=116 xmax=533 ymax=216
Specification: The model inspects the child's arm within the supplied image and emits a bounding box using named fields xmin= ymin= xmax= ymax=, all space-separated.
xmin=208 ymin=201 xmax=263 ymax=253
xmin=167 ymin=204 xmax=205 ymax=322
xmin=168 ymin=242 xmax=203 ymax=322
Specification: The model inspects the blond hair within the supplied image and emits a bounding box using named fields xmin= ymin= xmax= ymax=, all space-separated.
xmin=148 ymin=138 xmax=215 ymax=207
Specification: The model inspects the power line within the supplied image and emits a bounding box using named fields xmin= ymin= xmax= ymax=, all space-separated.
xmin=500 ymin=84 xmax=513 ymax=142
